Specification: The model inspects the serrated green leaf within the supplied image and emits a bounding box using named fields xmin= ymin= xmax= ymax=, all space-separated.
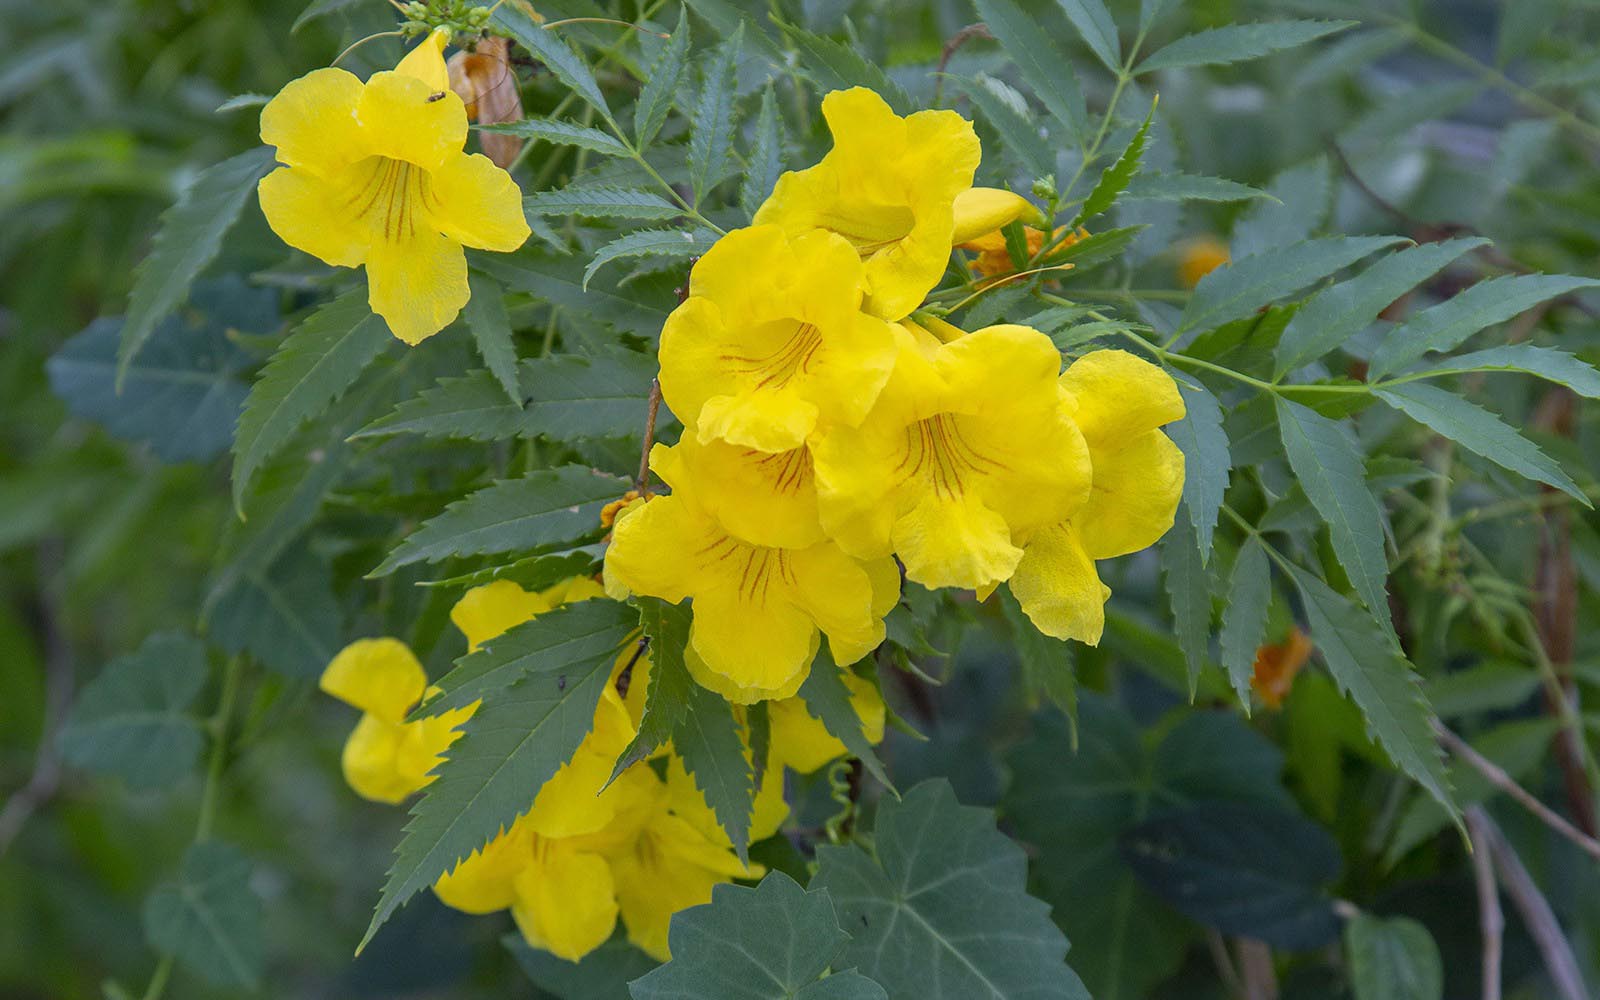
xmin=508 ymin=935 xmax=659 ymax=999
xmin=416 ymin=599 xmax=638 ymax=719
xmin=1038 ymin=224 xmax=1147 ymax=268
xmin=1274 ymin=238 xmax=1485 ymax=377
xmin=481 ymin=116 xmax=630 ymax=156
xmin=208 ymin=548 xmax=339 ymax=679
xmin=798 ymin=650 xmax=892 ymax=791
xmin=999 ymin=588 xmax=1077 ymax=741
xmin=463 ymin=271 xmax=519 ymax=403
xmin=1291 ymin=27 xmax=1410 ymax=92
xmin=60 ymin=632 xmax=207 ymax=790
xmin=631 ymin=872 xmax=884 ymax=1000
xmin=635 ymin=8 xmax=690 ymax=147
xmin=1218 ymin=537 xmax=1270 ymax=709
xmin=1076 ymin=97 xmax=1156 ymax=224
xmin=1368 ymin=273 xmax=1600 ymax=378
xmin=354 ymin=369 xmax=519 ymax=442
xmin=492 ymin=7 xmax=611 ymax=122
xmin=372 ymin=466 xmax=626 ymax=576
xmin=1124 ymin=171 xmax=1270 ymax=203
xmin=1284 ymin=563 xmax=1455 ymax=820
xmin=1345 ymin=914 xmax=1444 ymax=1000
xmin=363 ymin=647 xmax=618 ymax=950
xmin=1178 ymin=236 xmax=1406 ymax=337
xmin=688 ymin=25 xmax=743 ymax=204
xmin=1167 ymin=374 xmax=1230 ymax=560
xmin=585 ymin=229 xmax=717 ymax=289
xmin=1232 ymin=157 xmax=1331 ymax=259
xmin=814 ymin=780 xmax=1090 ymax=1000
xmin=773 ymin=20 xmax=910 ymax=113
xmin=954 ymin=75 xmax=1055 ymax=182
xmin=1400 ymin=344 xmax=1600 ymax=398
xmin=1275 ymin=397 xmax=1394 ymax=633
xmin=1055 ymin=0 xmax=1121 ymax=73
xmin=525 ymin=185 xmax=683 ymax=221
xmin=1136 ymin=20 xmax=1355 ymax=74
xmin=415 ymin=547 xmax=601 ymax=591
xmin=1161 ymin=515 xmax=1210 ymax=696
xmin=741 ymin=87 xmax=783 ymax=218
xmin=474 ymin=250 xmax=671 ymax=340
xmin=974 ymin=0 xmax=1087 ymax=144
xmin=117 ymin=147 xmax=274 ymax=387
xmin=1376 ymin=383 xmax=1587 ymax=503
xmin=518 ymin=350 xmax=661 ymax=439
xmin=611 ymin=597 xmax=693 ymax=780
xmin=231 ymin=292 xmax=391 ymax=510
xmin=673 ymin=679 xmax=755 ymax=862
xmin=143 ymin=841 xmax=262 ymax=989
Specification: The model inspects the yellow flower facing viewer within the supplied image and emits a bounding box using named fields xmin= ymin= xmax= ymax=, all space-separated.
xmin=257 ymin=29 xmax=530 ymax=345
xmin=1007 ymin=350 xmax=1186 ymax=644
xmin=659 ymin=225 xmax=898 ymax=453
xmin=754 ymin=87 xmax=981 ymax=321
xmin=813 ymin=320 xmax=1092 ymax=592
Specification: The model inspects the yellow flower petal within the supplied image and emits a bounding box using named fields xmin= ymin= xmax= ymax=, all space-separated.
xmin=684 ymin=639 xmax=812 ymax=704
xmin=428 ymin=151 xmax=531 ymax=252
xmin=1009 ymin=522 xmax=1109 ymax=644
xmin=602 ymin=493 xmax=704 ymax=606
xmin=394 ymin=28 xmax=452 ymax=93
xmin=366 ymin=226 xmax=470 ymax=344
xmin=950 ymin=187 xmax=1043 ymax=245
xmin=653 ymin=436 xmax=827 ymax=549
xmin=259 ymin=67 xmax=367 ymax=175
xmin=320 ymin=637 xmax=427 ymax=722
xmin=512 ymin=843 xmax=618 ymax=962
xmin=433 ymin=816 xmax=534 ymax=914
xmin=451 ymin=580 xmax=552 ymax=652
xmin=770 ymin=671 xmax=885 ymax=774
xmin=355 ymin=71 xmax=468 ymax=172
xmin=1060 ymin=348 xmax=1185 ymax=450
xmin=339 ymin=714 xmax=418 ymax=804
xmin=1078 ymin=429 xmax=1185 ymax=560
xmin=893 ymin=491 xmax=1023 ymax=591
xmin=257 ymin=166 xmax=370 ymax=268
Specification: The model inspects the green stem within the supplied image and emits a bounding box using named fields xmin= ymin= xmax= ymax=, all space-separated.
xmin=141 ymin=959 xmax=173 ymax=1000
xmin=196 ymin=655 xmax=244 ymax=843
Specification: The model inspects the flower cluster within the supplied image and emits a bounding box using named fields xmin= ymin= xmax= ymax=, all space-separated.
xmin=603 ymin=87 xmax=1189 ymax=702
xmin=320 ymin=575 xmax=883 ymax=961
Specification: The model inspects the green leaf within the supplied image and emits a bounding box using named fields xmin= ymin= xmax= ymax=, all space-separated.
xmin=953 ymin=75 xmax=1055 ymax=182
xmin=143 ymin=841 xmax=262 ymax=989
xmin=415 ymin=548 xmax=601 ymax=592
xmin=355 ymin=369 xmax=521 ymax=442
xmin=417 ymin=599 xmax=638 ymax=718
xmin=741 ymin=87 xmax=783 ymax=218
xmin=481 ymin=117 xmax=630 ymax=156
xmin=1274 ymin=238 xmax=1485 ymax=376
xmin=1344 ymin=914 xmax=1444 ymax=1000
xmin=492 ymin=7 xmax=611 ymax=121
xmin=814 ymin=780 xmax=1090 ymax=1000
xmin=1161 ymin=514 xmax=1210 ymax=696
xmin=974 ymin=0 xmax=1087 ymax=143
xmin=688 ymin=25 xmax=743 ymax=204
xmin=1055 ymin=0 xmax=1121 ymax=73
xmin=508 ymin=936 xmax=660 ymax=998
xmin=1402 ymin=344 xmax=1600 ymax=398
xmin=208 ymin=548 xmax=339 ymax=679
xmin=362 ymin=641 xmax=620 ymax=950
xmin=773 ymin=20 xmax=910 ymax=113
xmin=611 ymin=597 xmax=694 ymax=780
xmin=371 ymin=466 xmax=627 ymax=576
xmin=1275 ymin=397 xmax=1394 ymax=632
xmin=475 ymin=250 xmax=670 ymax=341
xmin=1218 ymin=537 xmax=1271 ymax=709
xmin=525 ymin=185 xmax=683 ymax=221
xmin=585 ymin=229 xmax=717 ymax=289
xmin=1291 ymin=27 xmax=1410 ymax=91
xmin=1231 ymin=157 xmax=1331 ymax=258
xmin=1038 ymin=224 xmax=1147 ymax=269
xmin=1368 ymin=273 xmax=1600 ymax=378
xmin=1178 ymin=236 xmax=1406 ymax=337
xmin=1136 ymin=20 xmax=1355 ymax=74
xmin=464 ymin=271 xmax=520 ymax=403
xmin=635 ymin=8 xmax=691 ymax=147
xmin=1123 ymin=802 xmax=1342 ymax=948
xmin=60 ymin=632 xmax=207 ymax=790
xmin=1076 ymin=98 xmax=1155 ymax=225
xmin=998 ymin=588 xmax=1077 ymax=739
xmin=631 ymin=872 xmax=886 ymax=1000
xmin=673 ymin=679 xmax=756 ymax=862
xmin=798 ymin=650 xmax=892 ymax=790
xmin=116 ymin=147 xmax=274 ymax=387
xmin=1167 ymin=374 xmax=1230 ymax=560
xmin=1376 ymin=383 xmax=1587 ymax=503
xmin=1123 ymin=171 xmax=1270 ymax=203
xmin=231 ymin=292 xmax=392 ymax=511
xmin=1284 ymin=563 xmax=1455 ymax=820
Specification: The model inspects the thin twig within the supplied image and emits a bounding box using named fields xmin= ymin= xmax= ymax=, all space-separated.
xmin=1465 ymin=807 xmax=1505 ymax=1000
xmin=933 ymin=23 xmax=992 ymax=106
xmin=635 ymin=378 xmax=661 ymax=493
xmin=1235 ymin=939 xmax=1279 ymax=1000
xmin=1434 ymin=721 xmax=1600 ymax=863
xmin=1205 ymin=929 xmax=1245 ymax=1000
xmin=1478 ymin=813 xmax=1591 ymax=1000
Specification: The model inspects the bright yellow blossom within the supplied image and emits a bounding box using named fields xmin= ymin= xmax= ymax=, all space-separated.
xmin=257 ymin=28 xmax=530 ymax=345
xmin=754 ymin=87 xmax=980 ymax=321
xmin=659 ymin=225 xmax=898 ymax=453
xmin=768 ymin=670 xmax=886 ymax=774
xmin=604 ymin=452 xmax=898 ymax=703
xmin=1008 ymin=350 xmax=1185 ymax=643
xmin=649 ymin=434 xmax=826 ymax=550
xmin=813 ymin=321 xmax=1092 ymax=592
xmin=319 ymin=638 xmax=475 ymax=804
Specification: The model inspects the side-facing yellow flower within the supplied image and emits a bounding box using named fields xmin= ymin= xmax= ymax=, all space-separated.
xmin=768 ymin=670 xmax=886 ymax=774
xmin=813 ymin=321 xmax=1092 ymax=592
xmin=754 ymin=87 xmax=980 ymax=321
xmin=319 ymin=638 xmax=475 ymax=804
xmin=257 ymin=29 xmax=530 ymax=345
xmin=649 ymin=435 xmax=826 ymax=550
xmin=659 ymin=225 xmax=898 ymax=453
xmin=604 ymin=450 xmax=899 ymax=703
xmin=1008 ymin=350 xmax=1185 ymax=643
